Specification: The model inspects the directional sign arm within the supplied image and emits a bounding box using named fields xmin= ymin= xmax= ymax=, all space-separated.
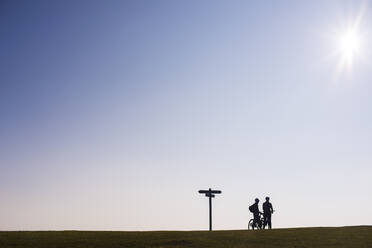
xmin=210 ymin=190 xmax=222 ymax=194
xmin=205 ymin=193 xmax=215 ymax=198
xmin=198 ymin=190 xmax=222 ymax=194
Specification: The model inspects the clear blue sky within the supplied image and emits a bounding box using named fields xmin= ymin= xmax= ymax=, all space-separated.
xmin=1 ymin=0 xmax=372 ymax=230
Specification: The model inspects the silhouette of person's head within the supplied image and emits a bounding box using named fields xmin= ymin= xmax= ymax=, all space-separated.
xmin=255 ymin=198 xmax=259 ymax=203
xmin=265 ymin=197 xmax=270 ymax=202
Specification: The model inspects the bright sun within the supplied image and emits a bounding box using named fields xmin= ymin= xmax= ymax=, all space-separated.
xmin=339 ymin=30 xmax=360 ymax=65
xmin=330 ymin=4 xmax=367 ymax=75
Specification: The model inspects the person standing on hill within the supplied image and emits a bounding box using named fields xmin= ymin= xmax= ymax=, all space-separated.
xmin=262 ymin=197 xmax=274 ymax=229
xmin=249 ymin=198 xmax=262 ymax=229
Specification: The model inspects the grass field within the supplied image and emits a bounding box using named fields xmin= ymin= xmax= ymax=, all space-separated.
xmin=0 ymin=226 xmax=371 ymax=248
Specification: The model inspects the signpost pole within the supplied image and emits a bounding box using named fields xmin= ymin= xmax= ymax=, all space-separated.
xmin=209 ymin=190 xmax=212 ymax=231
xmin=198 ymin=188 xmax=221 ymax=231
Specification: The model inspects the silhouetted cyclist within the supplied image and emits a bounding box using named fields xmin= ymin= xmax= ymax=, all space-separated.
xmin=249 ymin=198 xmax=262 ymax=229
xmin=263 ymin=196 xmax=274 ymax=229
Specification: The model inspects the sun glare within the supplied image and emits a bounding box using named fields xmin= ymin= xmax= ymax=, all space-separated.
xmin=330 ymin=3 xmax=368 ymax=75
xmin=339 ymin=30 xmax=360 ymax=65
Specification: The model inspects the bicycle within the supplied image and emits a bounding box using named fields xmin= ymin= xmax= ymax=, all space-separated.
xmin=248 ymin=212 xmax=264 ymax=230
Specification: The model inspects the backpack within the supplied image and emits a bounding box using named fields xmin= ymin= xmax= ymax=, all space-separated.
xmin=249 ymin=204 xmax=254 ymax=213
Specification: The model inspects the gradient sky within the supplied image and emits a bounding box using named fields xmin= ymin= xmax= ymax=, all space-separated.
xmin=1 ymin=0 xmax=372 ymax=231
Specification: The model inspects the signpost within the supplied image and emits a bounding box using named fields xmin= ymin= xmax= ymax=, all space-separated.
xmin=198 ymin=188 xmax=222 ymax=231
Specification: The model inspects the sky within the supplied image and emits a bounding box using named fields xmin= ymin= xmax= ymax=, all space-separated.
xmin=1 ymin=0 xmax=372 ymax=231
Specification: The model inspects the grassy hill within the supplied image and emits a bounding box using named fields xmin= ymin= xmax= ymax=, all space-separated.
xmin=0 ymin=226 xmax=371 ymax=248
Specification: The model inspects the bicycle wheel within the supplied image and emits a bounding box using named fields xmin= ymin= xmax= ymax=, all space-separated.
xmin=248 ymin=219 xmax=254 ymax=230
xmin=261 ymin=217 xmax=265 ymax=229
